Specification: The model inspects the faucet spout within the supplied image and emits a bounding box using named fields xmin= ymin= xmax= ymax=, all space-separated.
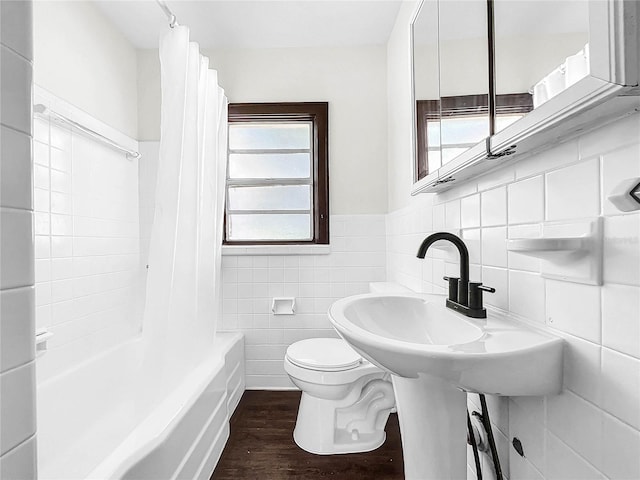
xmin=417 ymin=232 xmax=469 ymax=306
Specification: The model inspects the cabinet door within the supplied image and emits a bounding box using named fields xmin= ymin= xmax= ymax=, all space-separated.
xmin=412 ymin=0 xmax=441 ymax=181
xmin=493 ymin=0 xmax=590 ymax=134
xmin=489 ymin=0 xmax=638 ymax=157
xmin=438 ymin=0 xmax=490 ymax=167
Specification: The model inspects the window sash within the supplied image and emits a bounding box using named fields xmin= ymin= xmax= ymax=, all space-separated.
xmin=224 ymin=103 xmax=328 ymax=245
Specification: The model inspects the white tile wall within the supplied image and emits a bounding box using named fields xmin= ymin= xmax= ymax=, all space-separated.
xmin=33 ymin=89 xmax=142 ymax=384
xmin=0 ymin=1 xmax=36 ymax=474
xmin=386 ymin=112 xmax=640 ymax=479
xmin=0 ymin=436 xmax=37 ymax=480
xmin=219 ymin=214 xmax=386 ymax=388
xmin=0 ymin=125 xmax=32 ymax=210
xmin=0 ymin=362 xmax=36 ymax=455
xmin=0 ymin=287 xmax=35 ymax=372
xmin=545 ymin=158 xmax=600 ymax=221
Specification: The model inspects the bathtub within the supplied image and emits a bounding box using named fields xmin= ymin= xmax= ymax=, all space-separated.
xmin=37 ymin=331 xmax=244 ymax=480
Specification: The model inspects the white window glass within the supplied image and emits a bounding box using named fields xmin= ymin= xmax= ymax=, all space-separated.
xmin=228 ymin=153 xmax=311 ymax=179
xmin=228 ymin=214 xmax=311 ymax=241
xmin=229 ymin=123 xmax=311 ymax=150
xmin=228 ymin=185 xmax=311 ymax=211
xmin=440 ymin=117 xmax=489 ymax=145
xmin=427 ymin=122 xmax=441 ymax=147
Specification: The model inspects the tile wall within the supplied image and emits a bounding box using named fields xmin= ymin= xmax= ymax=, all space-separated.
xmin=220 ymin=215 xmax=387 ymax=388
xmin=387 ymin=112 xmax=640 ymax=479
xmin=32 ymin=89 xmax=142 ymax=385
xmin=0 ymin=1 xmax=37 ymax=476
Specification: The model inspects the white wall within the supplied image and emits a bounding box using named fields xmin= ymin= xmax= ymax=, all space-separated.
xmin=0 ymin=0 xmax=37 ymax=476
xmin=387 ymin=1 xmax=417 ymax=213
xmin=32 ymin=90 xmax=142 ymax=385
xmin=386 ymin=4 xmax=640 ymax=479
xmin=137 ymin=45 xmax=388 ymax=215
xmin=33 ymin=0 xmax=138 ymax=139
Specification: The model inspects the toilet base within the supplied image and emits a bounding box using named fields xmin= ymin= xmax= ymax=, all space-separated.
xmin=292 ymin=379 xmax=393 ymax=455
xmin=294 ymin=426 xmax=386 ymax=455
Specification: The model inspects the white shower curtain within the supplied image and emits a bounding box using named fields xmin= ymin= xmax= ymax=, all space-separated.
xmin=143 ymin=25 xmax=227 ymax=372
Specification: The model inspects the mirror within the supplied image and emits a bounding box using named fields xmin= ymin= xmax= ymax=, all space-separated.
xmin=437 ymin=0 xmax=490 ymax=168
xmin=412 ymin=1 xmax=440 ymax=181
xmin=413 ymin=0 xmax=491 ymax=181
xmin=493 ymin=0 xmax=590 ymax=133
xmin=412 ymin=0 xmax=637 ymax=193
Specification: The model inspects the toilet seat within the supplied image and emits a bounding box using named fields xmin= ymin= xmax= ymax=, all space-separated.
xmin=286 ymin=338 xmax=362 ymax=372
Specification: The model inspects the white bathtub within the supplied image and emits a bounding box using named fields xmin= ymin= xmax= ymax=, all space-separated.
xmin=37 ymin=332 xmax=244 ymax=480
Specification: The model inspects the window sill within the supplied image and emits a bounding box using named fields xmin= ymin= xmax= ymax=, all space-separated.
xmin=221 ymin=244 xmax=331 ymax=256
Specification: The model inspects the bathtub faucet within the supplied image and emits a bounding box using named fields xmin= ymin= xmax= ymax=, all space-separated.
xmin=416 ymin=232 xmax=494 ymax=319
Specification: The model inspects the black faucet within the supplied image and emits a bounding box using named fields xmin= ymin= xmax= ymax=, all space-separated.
xmin=417 ymin=232 xmax=494 ymax=319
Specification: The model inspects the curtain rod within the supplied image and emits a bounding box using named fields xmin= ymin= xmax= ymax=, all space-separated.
xmin=33 ymin=104 xmax=141 ymax=160
xmin=156 ymin=0 xmax=178 ymax=28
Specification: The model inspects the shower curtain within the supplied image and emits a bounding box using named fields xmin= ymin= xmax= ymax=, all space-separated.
xmin=143 ymin=25 xmax=227 ymax=374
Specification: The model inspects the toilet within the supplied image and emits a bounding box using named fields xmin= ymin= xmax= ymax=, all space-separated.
xmin=284 ymin=337 xmax=395 ymax=455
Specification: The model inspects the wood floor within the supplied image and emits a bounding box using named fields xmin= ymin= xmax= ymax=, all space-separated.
xmin=211 ymin=390 xmax=404 ymax=479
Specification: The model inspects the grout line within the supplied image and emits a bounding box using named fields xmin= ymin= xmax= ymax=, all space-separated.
xmin=0 ymin=358 xmax=34 ymax=378
xmin=0 ymin=433 xmax=36 ymax=460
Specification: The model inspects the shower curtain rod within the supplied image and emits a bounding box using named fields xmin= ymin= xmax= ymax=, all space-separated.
xmin=33 ymin=104 xmax=142 ymax=160
xmin=156 ymin=0 xmax=178 ymax=28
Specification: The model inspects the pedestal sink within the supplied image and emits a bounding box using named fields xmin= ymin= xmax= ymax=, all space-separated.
xmin=328 ymin=293 xmax=563 ymax=480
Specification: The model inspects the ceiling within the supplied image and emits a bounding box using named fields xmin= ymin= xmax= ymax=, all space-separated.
xmin=93 ymin=0 xmax=404 ymax=50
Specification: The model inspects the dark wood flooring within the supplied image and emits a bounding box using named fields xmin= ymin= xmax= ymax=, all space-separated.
xmin=212 ymin=390 xmax=404 ymax=479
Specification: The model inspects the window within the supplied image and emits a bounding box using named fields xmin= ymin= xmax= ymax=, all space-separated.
xmin=225 ymin=103 xmax=329 ymax=245
xmin=416 ymin=93 xmax=533 ymax=180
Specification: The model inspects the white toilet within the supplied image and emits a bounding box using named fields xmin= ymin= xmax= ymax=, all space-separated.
xmin=284 ymin=337 xmax=395 ymax=455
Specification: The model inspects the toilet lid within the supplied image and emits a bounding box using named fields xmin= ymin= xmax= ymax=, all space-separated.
xmin=286 ymin=338 xmax=363 ymax=371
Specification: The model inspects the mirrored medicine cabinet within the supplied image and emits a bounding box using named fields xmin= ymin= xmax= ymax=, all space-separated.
xmin=411 ymin=0 xmax=640 ymax=194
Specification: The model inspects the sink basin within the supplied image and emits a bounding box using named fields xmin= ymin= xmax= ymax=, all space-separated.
xmin=329 ymin=293 xmax=563 ymax=396
xmin=328 ymin=293 xmax=563 ymax=479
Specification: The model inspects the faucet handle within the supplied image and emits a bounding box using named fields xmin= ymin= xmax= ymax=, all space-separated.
xmin=443 ymin=276 xmax=459 ymax=302
xmin=478 ymin=285 xmax=495 ymax=293
xmin=468 ymin=282 xmax=495 ymax=310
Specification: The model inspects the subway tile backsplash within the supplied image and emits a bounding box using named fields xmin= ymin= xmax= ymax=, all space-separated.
xmin=386 ymin=112 xmax=640 ymax=479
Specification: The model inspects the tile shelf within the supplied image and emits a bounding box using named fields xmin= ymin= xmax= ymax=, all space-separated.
xmin=507 ymin=218 xmax=603 ymax=285
xmin=506 ymin=237 xmax=589 ymax=254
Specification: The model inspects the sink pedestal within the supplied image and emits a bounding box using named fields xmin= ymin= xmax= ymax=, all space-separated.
xmin=392 ymin=374 xmax=467 ymax=480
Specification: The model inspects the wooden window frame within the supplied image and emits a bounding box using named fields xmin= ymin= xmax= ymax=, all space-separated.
xmin=224 ymin=102 xmax=329 ymax=245
xmin=416 ymin=93 xmax=533 ymax=180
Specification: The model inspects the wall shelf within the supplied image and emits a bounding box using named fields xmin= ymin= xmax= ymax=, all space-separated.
xmin=507 ymin=218 xmax=603 ymax=285
xmin=506 ymin=237 xmax=588 ymax=254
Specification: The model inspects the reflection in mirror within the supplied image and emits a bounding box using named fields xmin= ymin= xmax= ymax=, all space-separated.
xmin=413 ymin=1 xmax=440 ymax=181
xmin=438 ymin=0 xmax=489 ymax=167
xmin=494 ymin=0 xmax=590 ymax=133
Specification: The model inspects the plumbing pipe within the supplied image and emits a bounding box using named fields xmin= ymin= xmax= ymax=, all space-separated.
xmin=467 ymin=411 xmax=483 ymax=480
xmin=469 ymin=412 xmax=497 ymax=480
xmin=480 ymin=395 xmax=504 ymax=480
